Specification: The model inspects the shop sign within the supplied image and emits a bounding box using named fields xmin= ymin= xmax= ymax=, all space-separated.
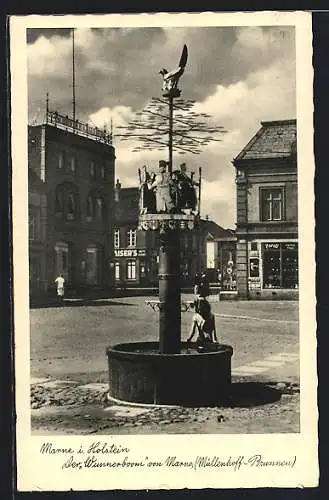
xmin=264 ymin=243 xmax=280 ymax=250
xmin=114 ymin=248 xmax=147 ymax=258
xmin=282 ymin=242 xmax=297 ymax=251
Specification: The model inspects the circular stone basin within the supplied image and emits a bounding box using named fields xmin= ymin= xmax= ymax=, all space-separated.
xmin=106 ymin=341 xmax=233 ymax=406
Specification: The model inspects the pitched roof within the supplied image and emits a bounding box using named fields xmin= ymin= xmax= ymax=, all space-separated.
xmin=234 ymin=119 xmax=297 ymax=162
xmin=201 ymin=219 xmax=236 ymax=240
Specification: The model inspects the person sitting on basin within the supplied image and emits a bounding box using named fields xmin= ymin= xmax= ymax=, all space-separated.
xmin=186 ymin=298 xmax=218 ymax=346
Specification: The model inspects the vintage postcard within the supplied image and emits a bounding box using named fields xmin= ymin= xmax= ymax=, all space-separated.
xmin=11 ymin=11 xmax=317 ymax=490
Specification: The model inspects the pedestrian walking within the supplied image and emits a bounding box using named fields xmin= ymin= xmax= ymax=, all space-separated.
xmin=54 ymin=274 xmax=65 ymax=304
xmin=186 ymin=298 xmax=218 ymax=346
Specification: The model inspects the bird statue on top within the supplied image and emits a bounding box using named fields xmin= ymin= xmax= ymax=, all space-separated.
xmin=159 ymin=44 xmax=188 ymax=97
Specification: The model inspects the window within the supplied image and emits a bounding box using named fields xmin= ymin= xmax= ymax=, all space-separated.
xmin=69 ymin=155 xmax=77 ymax=174
xmin=127 ymin=229 xmax=136 ymax=247
xmin=55 ymin=183 xmax=79 ymax=221
xmin=126 ymin=260 xmax=136 ymax=280
xmin=86 ymin=196 xmax=93 ymax=220
xmin=95 ymin=197 xmax=103 ymax=220
xmin=86 ymin=194 xmax=104 ymax=221
xmin=114 ymin=229 xmax=120 ymax=249
xmin=89 ymin=161 xmax=96 ymax=178
xmin=261 ymin=188 xmax=284 ymax=221
xmin=58 ymin=151 xmax=64 ymax=169
xmin=262 ymin=243 xmax=298 ymax=289
xmin=249 ymin=258 xmax=260 ymax=278
xmin=55 ymin=189 xmax=64 ymax=215
xmin=251 ymin=242 xmax=258 ymax=251
xmin=67 ymin=193 xmax=76 ymax=220
xmin=100 ymin=165 xmax=105 ymax=179
xmin=115 ymin=262 xmax=120 ymax=281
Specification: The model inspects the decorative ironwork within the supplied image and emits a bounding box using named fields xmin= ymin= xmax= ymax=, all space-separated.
xmin=46 ymin=110 xmax=112 ymax=145
xmin=138 ymin=213 xmax=197 ymax=232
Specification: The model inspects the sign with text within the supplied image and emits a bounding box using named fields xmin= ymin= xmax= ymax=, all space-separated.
xmin=114 ymin=249 xmax=147 ymax=258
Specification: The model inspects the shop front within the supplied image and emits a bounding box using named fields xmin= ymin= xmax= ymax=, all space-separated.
xmin=113 ymin=248 xmax=157 ymax=287
xmin=247 ymin=240 xmax=298 ymax=299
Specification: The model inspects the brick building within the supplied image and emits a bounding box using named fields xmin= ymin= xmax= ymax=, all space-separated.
xmin=113 ymin=180 xmax=235 ymax=288
xmin=28 ymin=169 xmax=47 ymax=295
xmin=233 ymin=119 xmax=298 ymax=299
xmin=113 ymin=181 xmax=158 ymax=287
xmin=28 ymin=112 xmax=115 ymax=294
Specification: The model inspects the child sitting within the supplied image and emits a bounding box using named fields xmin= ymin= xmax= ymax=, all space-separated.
xmin=186 ymin=298 xmax=218 ymax=345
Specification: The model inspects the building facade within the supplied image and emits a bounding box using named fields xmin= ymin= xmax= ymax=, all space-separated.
xmin=28 ymin=169 xmax=48 ymax=295
xmin=113 ymin=182 xmax=158 ymax=287
xmin=113 ymin=181 xmax=235 ymax=288
xmin=204 ymin=220 xmax=237 ymax=290
xmin=28 ymin=113 xmax=115 ymax=294
xmin=233 ymin=119 xmax=298 ymax=299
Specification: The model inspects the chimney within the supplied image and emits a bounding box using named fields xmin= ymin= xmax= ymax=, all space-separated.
xmin=115 ymin=179 xmax=121 ymax=202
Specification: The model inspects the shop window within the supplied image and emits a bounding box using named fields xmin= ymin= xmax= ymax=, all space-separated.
xmin=115 ymin=262 xmax=120 ymax=281
xmin=282 ymin=243 xmax=299 ymax=289
xmin=260 ymin=188 xmax=284 ymax=221
xmin=58 ymin=151 xmax=64 ymax=169
xmin=127 ymin=229 xmax=136 ymax=248
xmin=249 ymin=258 xmax=260 ymax=278
xmin=114 ymin=229 xmax=120 ymax=249
xmin=126 ymin=260 xmax=136 ymax=280
xmin=262 ymin=243 xmax=298 ymax=289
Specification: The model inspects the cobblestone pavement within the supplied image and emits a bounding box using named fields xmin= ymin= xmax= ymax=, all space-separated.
xmin=31 ymin=377 xmax=299 ymax=435
xmin=30 ymin=299 xmax=300 ymax=434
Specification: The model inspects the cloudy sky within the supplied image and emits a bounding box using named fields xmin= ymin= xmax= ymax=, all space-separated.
xmin=27 ymin=26 xmax=296 ymax=228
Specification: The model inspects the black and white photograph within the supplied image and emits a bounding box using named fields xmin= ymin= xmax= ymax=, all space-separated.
xmin=11 ymin=11 xmax=317 ymax=491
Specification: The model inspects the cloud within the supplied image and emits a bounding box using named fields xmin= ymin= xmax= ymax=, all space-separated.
xmin=27 ymin=26 xmax=296 ymax=227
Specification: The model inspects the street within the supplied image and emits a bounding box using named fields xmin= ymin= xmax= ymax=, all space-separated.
xmin=30 ymin=297 xmax=299 ymax=434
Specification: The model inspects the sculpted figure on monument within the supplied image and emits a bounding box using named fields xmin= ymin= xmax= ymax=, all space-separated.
xmin=138 ymin=165 xmax=156 ymax=214
xmin=159 ymin=45 xmax=188 ymax=96
xmin=149 ymin=160 xmax=176 ymax=213
xmin=172 ymin=163 xmax=198 ymax=213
